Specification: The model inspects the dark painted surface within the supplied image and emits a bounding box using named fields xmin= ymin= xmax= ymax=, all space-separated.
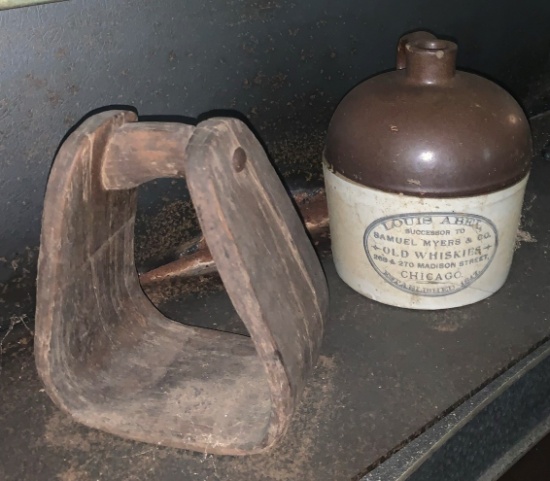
xmin=500 ymin=433 xmax=550 ymax=481
xmin=1 ymin=0 xmax=550 ymax=327
xmin=385 ymin=344 xmax=550 ymax=481
xmin=362 ymin=339 xmax=550 ymax=481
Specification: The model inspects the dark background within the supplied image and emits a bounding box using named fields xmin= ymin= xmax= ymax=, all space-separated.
xmin=1 ymin=0 xmax=550 ymax=330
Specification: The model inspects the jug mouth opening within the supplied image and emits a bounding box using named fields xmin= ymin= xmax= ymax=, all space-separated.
xmin=412 ymin=39 xmax=450 ymax=51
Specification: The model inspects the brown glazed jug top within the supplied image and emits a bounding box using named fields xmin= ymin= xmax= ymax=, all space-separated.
xmin=325 ymin=32 xmax=532 ymax=197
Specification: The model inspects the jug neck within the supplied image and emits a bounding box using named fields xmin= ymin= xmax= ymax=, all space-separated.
xmin=405 ymin=39 xmax=457 ymax=85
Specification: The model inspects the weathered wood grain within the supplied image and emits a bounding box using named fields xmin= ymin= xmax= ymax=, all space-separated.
xmin=102 ymin=121 xmax=194 ymax=190
xmin=35 ymin=110 xmax=328 ymax=455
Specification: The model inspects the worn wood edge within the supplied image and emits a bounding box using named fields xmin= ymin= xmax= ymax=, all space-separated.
xmin=184 ymin=120 xmax=292 ymax=449
xmin=222 ymin=118 xmax=327 ymax=371
xmin=184 ymin=117 xmax=328 ymax=449
xmin=243 ymin=145 xmax=328 ymax=368
xmin=102 ymin=121 xmax=194 ymax=190
xmin=227 ymin=119 xmax=327 ymax=376
xmin=35 ymin=110 xmax=137 ymax=414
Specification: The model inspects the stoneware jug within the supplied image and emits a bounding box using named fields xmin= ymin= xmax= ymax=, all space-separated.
xmin=323 ymin=31 xmax=532 ymax=310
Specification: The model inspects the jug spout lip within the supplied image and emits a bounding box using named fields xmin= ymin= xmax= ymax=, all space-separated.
xmin=396 ymin=30 xmax=437 ymax=70
xmin=404 ymin=38 xmax=458 ymax=85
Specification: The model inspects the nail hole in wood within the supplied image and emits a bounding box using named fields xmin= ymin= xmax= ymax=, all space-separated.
xmin=232 ymin=147 xmax=247 ymax=173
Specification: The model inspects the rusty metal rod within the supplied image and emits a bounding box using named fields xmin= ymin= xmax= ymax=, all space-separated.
xmin=139 ymin=188 xmax=329 ymax=286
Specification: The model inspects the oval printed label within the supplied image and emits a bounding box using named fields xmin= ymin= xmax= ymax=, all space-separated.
xmin=364 ymin=213 xmax=498 ymax=297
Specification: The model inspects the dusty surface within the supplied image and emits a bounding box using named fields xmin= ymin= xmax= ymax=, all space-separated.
xmin=2 ymin=208 xmax=550 ymax=481
xmin=1 ymin=120 xmax=550 ymax=479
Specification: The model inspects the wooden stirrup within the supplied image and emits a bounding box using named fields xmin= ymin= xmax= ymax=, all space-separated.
xmin=35 ymin=110 xmax=328 ymax=455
